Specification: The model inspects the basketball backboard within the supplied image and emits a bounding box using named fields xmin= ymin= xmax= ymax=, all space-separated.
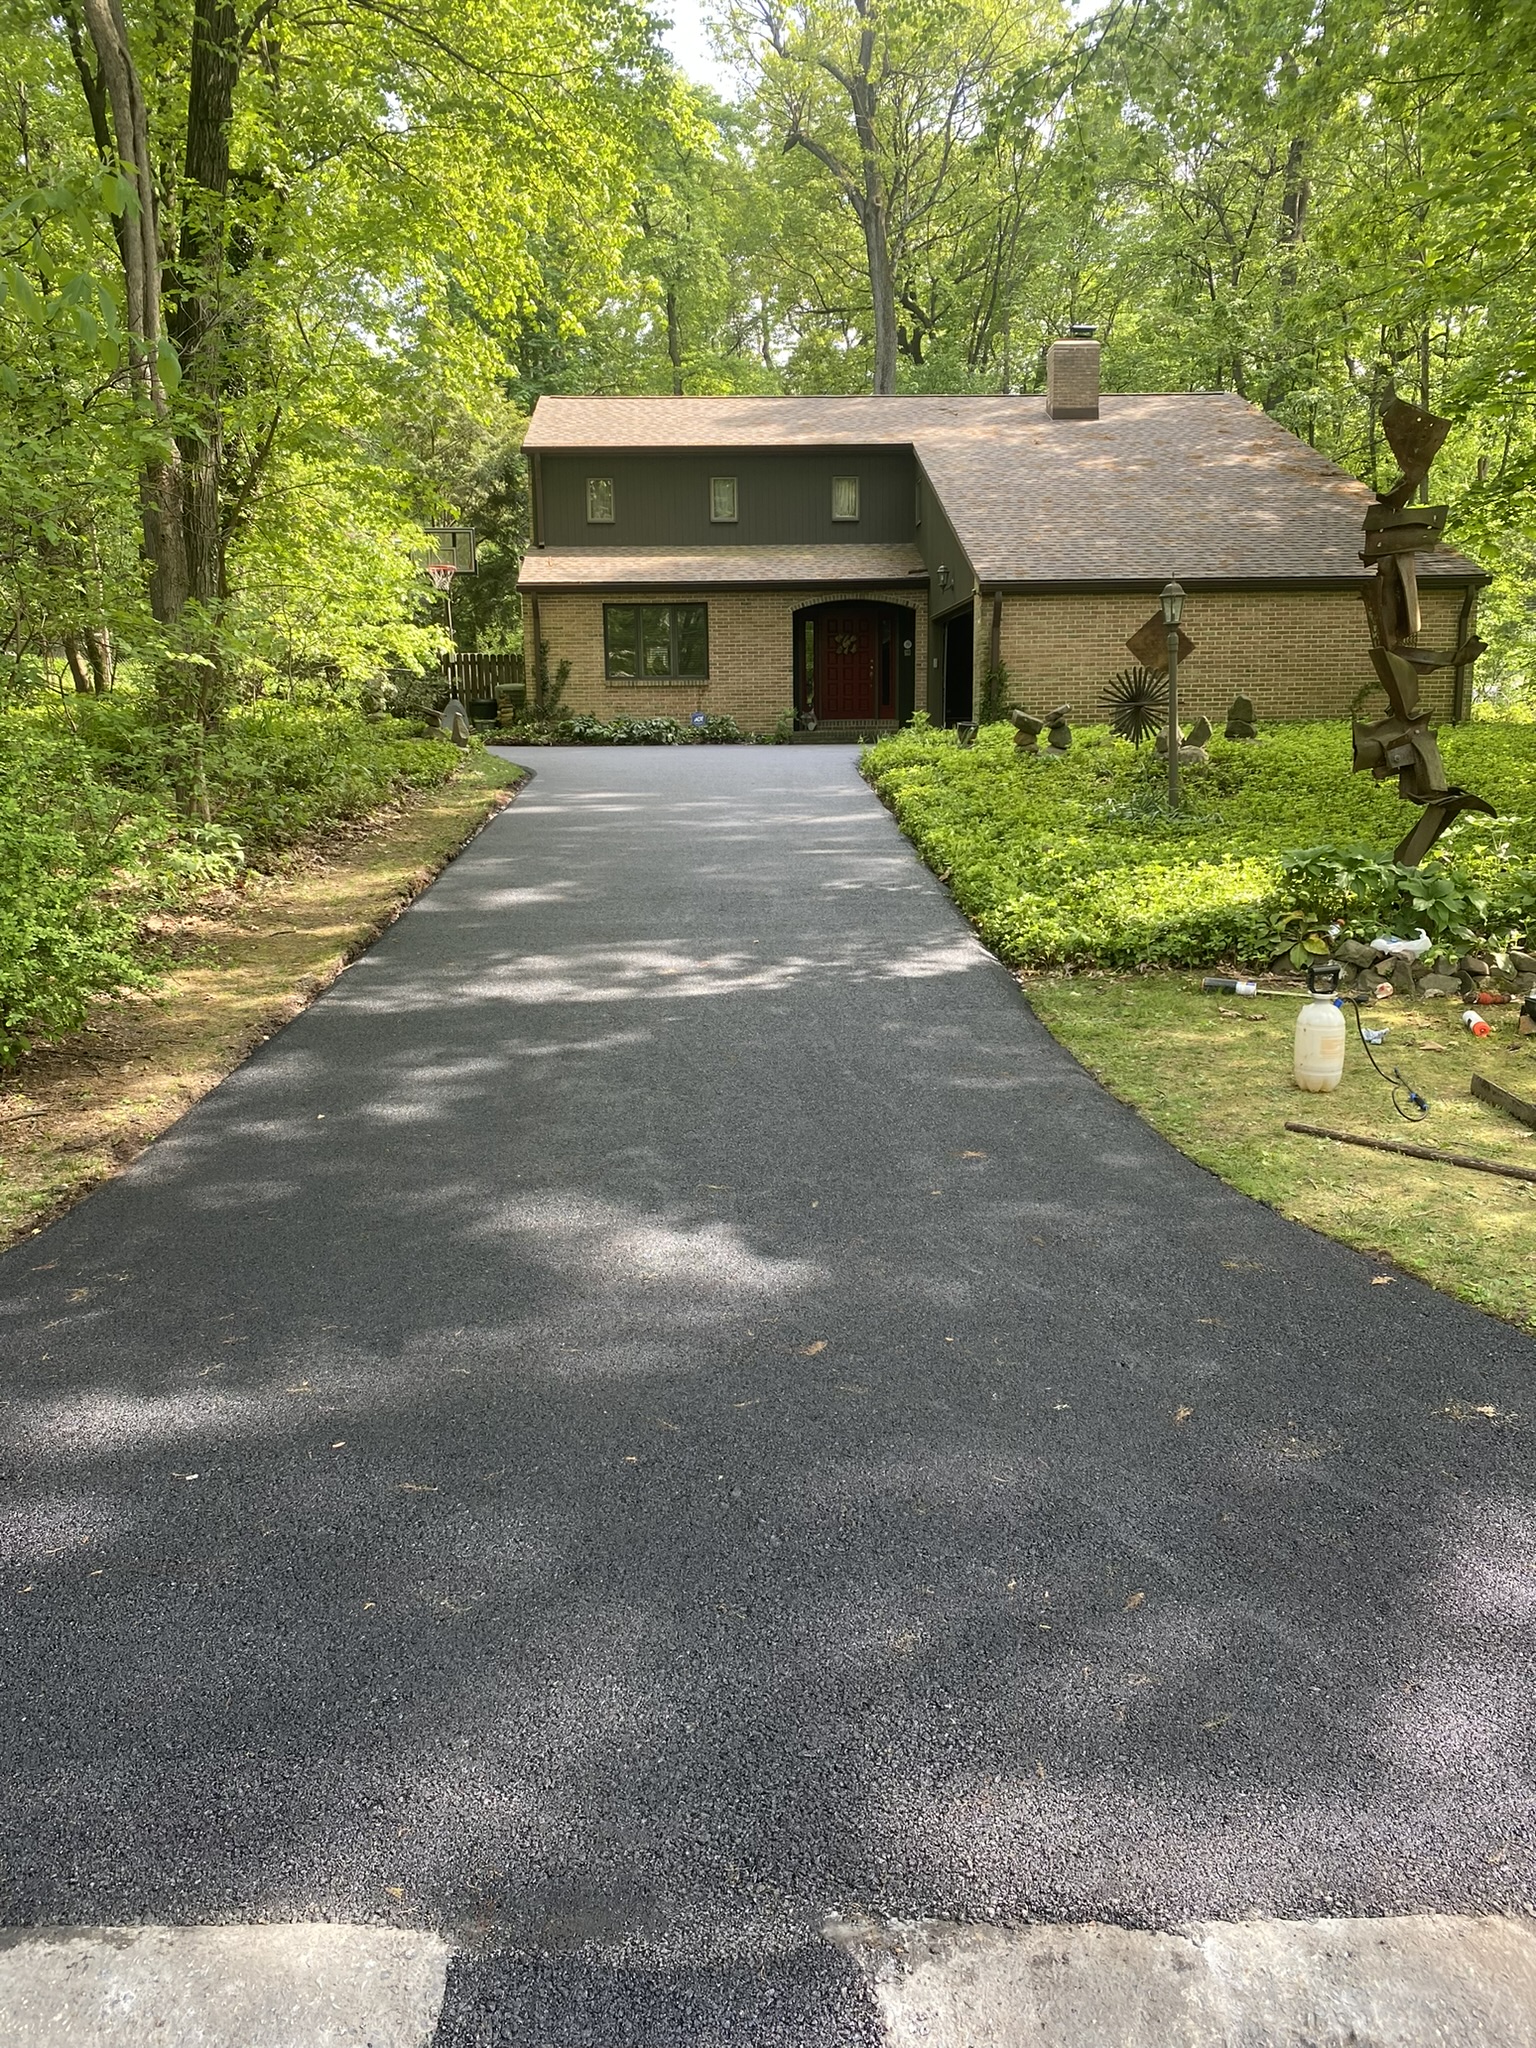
xmin=422 ymin=526 xmax=477 ymax=575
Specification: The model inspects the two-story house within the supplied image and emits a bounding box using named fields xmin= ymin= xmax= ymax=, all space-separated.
xmin=517 ymin=336 xmax=1486 ymax=737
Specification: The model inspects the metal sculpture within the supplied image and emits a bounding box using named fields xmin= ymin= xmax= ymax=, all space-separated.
xmin=1356 ymin=395 xmax=1493 ymax=865
xmin=1102 ymin=666 xmax=1168 ymax=746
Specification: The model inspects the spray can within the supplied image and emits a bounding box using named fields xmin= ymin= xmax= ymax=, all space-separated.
xmin=1463 ymin=1009 xmax=1492 ymax=1038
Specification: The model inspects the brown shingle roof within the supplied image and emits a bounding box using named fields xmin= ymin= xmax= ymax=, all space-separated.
xmin=518 ymin=544 xmax=925 ymax=591
xmin=523 ymin=393 xmax=1484 ymax=587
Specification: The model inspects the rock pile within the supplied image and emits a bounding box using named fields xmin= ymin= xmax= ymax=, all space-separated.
xmin=1327 ymin=937 xmax=1536 ymax=1002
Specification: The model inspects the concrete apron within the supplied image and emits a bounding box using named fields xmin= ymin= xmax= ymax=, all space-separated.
xmin=0 ymin=1925 xmax=449 ymax=2048
xmin=5 ymin=1915 xmax=1536 ymax=2046
xmin=838 ymin=1912 xmax=1536 ymax=2047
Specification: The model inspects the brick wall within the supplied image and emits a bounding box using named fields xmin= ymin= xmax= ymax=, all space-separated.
xmin=533 ymin=585 xmax=929 ymax=732
xmin=991 ymin=587 xmax=1474 ymax=724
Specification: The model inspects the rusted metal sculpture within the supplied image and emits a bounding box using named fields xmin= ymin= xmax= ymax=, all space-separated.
xmin=1356 ymin=396 xmax=1493 ymax=865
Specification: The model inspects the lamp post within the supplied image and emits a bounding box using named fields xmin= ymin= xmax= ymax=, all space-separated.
xmin=1161 ymin=579 xmax=1185 ymax=808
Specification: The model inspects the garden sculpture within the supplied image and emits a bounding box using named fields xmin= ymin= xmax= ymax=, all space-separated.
xmin=1355 ymin=395 xmax=1494 ymax=865
xmin=1155 ymin=714 xmax=1212 ymax=765
xmin=1011 ymin=705 xmax=1072 ymax=752
xmin=1225 ymin=695 xmax=1258 ymax=740
xmin=1102 ymin=666 xmax=1169 ymax=746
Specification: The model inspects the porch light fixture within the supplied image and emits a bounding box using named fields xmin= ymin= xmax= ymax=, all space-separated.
xmin=1161 ymin=579 xmax=1186 ymax=806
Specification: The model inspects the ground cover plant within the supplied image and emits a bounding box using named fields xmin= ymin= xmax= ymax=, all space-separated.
xmin=0 ymin=701 xmax=463 ymax=1068
xmin=863 ymin=717 xmax=1536 ymax=968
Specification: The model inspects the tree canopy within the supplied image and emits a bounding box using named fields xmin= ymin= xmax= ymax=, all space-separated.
xmin=2 ymin=0 xmax=1532 ymax=705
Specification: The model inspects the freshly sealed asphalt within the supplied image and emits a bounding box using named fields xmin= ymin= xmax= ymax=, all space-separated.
xmin=2 ymin=745 xmax=1535 ymax=2046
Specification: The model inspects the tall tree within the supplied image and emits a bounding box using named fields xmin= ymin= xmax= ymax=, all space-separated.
xmin=12 ymin=0 xmax=665 ymax=719
xmin=720 ymin=0 xmax=1047 ymax=391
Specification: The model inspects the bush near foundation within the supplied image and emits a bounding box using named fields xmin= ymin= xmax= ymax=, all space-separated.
xmin=862 ymin=718 xmax=1536 ymax=968
xmin=498 ymin=713 xmax=753 ymax=745
xmin=0 ymin=702 xmax=461 ymax=1066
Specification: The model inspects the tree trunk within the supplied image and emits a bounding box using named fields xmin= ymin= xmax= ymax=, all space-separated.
xmin=172 ymin=0 xmax=240 ymax=631
xmin=1278 ymin=134 xmax=1309 ymax=292
xmin=76 ymin=0 xmax=192 ymax=628
xmin=665 ymin=285 xmax=684 ymax=394
xmin=862 ymin=194 xmax=897 ymax=392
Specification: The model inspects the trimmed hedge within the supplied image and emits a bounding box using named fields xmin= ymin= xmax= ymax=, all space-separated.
xmin=863 ymin=718 xmax=1536 ymax=968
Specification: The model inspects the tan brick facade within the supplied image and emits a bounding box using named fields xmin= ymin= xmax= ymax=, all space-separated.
xmin=532 ymin=581 xmax=1475 ymax=732
xmin=532 ymin=585 xmax=929 ymax=733
xmin=988 ymin=587 xmax=1474 ymax=724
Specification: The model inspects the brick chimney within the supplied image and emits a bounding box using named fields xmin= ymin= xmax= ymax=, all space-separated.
xmin=1046 ymin=326 xmax=1100 ymax=420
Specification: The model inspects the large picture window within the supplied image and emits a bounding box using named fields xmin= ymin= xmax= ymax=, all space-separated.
xmin=604 ymin=603 xmax=709 ymax=681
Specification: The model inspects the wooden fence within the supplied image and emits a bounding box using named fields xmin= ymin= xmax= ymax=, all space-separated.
xmin=444 ymin=651 xmax=525 ymax=715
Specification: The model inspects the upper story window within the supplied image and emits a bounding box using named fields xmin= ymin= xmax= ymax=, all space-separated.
xmin=831 ymin=475 xmax=860 ymax=522
xmin=586 ymin=476 xmax=615 ymax=523
xmin=710 ymin=477 xmax=738 ymax=523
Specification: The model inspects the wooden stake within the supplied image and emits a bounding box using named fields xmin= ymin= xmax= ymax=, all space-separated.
xmin=1285 ymin=1121 xmax=1536 ymax=1186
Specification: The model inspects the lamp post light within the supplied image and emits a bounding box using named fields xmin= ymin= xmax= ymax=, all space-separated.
xmin=1160 ymin=579 xmax=1186 ymax=808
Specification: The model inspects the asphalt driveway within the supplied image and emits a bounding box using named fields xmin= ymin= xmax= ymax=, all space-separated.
xmin=2 ymin=744 xmax=1534 ymax=2045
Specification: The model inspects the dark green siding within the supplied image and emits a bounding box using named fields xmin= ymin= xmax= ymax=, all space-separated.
xmin=540 ymin=450 xmax=918 ymax=547
xmin=914 ymin=457 xmax=976 ymax=715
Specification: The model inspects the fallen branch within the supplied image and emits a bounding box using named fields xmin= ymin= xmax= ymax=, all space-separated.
xmin=1286 ymin=1121 xmax=1536 ymax=1186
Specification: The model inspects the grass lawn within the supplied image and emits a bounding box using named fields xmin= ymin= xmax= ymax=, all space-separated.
xmin=0 ymin=752 xmax=523 ymax=1249
xmin=864 ymin=717 xmax=1536 ymax=1330
xmin=1029 ymin=972 xmax=1536 ymax=1334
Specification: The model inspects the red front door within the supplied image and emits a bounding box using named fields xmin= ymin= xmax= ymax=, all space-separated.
xmin=814 ymin=608 xmax=878 ymax=720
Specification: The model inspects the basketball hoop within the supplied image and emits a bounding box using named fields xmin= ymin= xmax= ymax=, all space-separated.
xmin=425 ymin=562 xmax=458 ymax=593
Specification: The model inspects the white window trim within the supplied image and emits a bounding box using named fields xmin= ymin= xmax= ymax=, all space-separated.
xmin=586 ymin=476 xmax=615 ymax=524
xmin=832 ymin=474 xmax=860 ymax=522
xmin=710 ymin=476 xmax=739 ymax=524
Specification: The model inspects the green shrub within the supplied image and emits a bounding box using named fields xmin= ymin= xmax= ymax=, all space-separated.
xmin=502 ymin=712 xmax=748 ymax=745
xmin=0 ymin=726 xmax=152 ymax=1063
xmin=0 ymin=699 xmax=464 ymax=1066
xmin=863 ymin=718 xmax=1536 ymax=968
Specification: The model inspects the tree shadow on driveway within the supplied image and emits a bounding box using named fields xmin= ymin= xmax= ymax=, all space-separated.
xmin=1 ymin=748 xmax=1533 ymax=2032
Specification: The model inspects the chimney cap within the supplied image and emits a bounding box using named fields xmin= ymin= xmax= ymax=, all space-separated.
xmin=1067 ymin=323 xmax=1097 ymax=339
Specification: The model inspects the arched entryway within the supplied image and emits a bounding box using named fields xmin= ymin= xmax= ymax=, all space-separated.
xmin=793 ymin=601 xmax=916 ymax=728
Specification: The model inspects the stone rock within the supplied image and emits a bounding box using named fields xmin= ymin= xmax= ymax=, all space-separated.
xmin=1511 ymin=949 xmax=1536 ymax=976
xmin=1335 ymin=963 xmax=1360 ymax=989
xmin=1185 ymin=715 xmax=1214 ymax=749
xmin=1336 ymin=939 xmax=1379 ymax=969
xmin=1225 ymin=695 xmax=1259 ymax=740
xmin=1418 ymin=975 xmax=1459 ymax=997
xmin=1461 ymin=954 xmax=1491 ymax=978
xmin=1177 ymin=744 xmax=1210 ymax=766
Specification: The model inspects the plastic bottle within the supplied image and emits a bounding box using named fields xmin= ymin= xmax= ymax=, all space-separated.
xmin=1294 ymin=992 xmax=1346 ymax=1092
xmin=1463 ymin=1009 xmax=1492 ymax=1039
